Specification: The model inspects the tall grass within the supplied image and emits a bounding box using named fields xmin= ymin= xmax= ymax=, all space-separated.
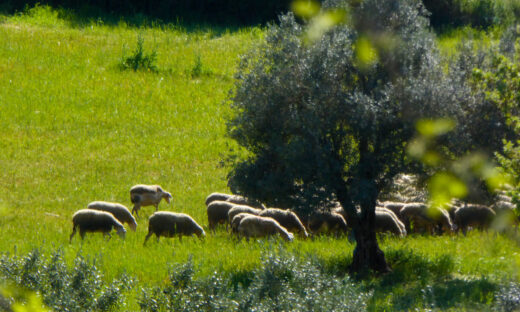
xmin=0 ymin=5 xmax=519 ymax=311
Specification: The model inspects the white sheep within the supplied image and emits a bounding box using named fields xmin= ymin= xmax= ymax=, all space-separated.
xmin=230 ymin=212 xmax=256 ymax=234
xmin=227 ymin=205 xmax=262 ymax=224
xmin=87 ymin=201 xmax=137 ymax=231
xmin=225 ymin=195 xmax=266 ymax=209
xmin=69 ymin=209 xmax=126 ymax=243
xmin=237 ymin=215 xmax=294 ymax=241
xmin=307 ymin=211 xmax=348 ymax=236
xmin=205 ymin=192 xmax=233 ymax=206
xmin=399 ymin=203 xmax=454 ymax=234
xmin=258 ymin=208 xmax=309 ymax=238
xmin=130 ymin=184 xmax=172 ymax=217
xmin=143 ymin=211 xmax=205 ymax=245
xmin=375 ymin=209 xmax=407 ymax=236
xmin=453 ymin=204 xmax=496 ymax=235
xmin=206 ymin=200 xmax=236 ymax=230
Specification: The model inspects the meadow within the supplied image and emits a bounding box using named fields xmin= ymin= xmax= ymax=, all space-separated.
xmin=1 ymin=5 xmax=520 ymax=311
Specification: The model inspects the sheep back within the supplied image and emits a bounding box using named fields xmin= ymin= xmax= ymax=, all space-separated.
xmin=307 ymin=211 xmax=348 ymax=235
xmin=206 ymin=200 xmax=236 ymax=229
xmin=144 ymin=211 xmax=205 ymax=245
xmin=258 ymin=208 xmax=308 ymax=238
xmin=70 ymin=209 xmax=126 ymax=242
xmin=227 ymin=205 xmax=262 ymax=224
xmin=87 ymin=201 xmax=137 ymax=231
xmin=454 ymin=204 xmax=496 ymax=233
xmin=205 ymin=192 xmax=233 ymax=206
xmin=225 ymin=195 xmax=266 ymax=209
xmin=237 ymin=215 xmax=294 ymax=241
xmin=375 ymin=210 xmax=406 ymax=236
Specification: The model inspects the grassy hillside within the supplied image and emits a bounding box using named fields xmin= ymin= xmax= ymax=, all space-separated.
xmin=1 ymin=5 xmax=520 ymax=311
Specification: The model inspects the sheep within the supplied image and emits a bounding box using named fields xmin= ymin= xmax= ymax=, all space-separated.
xmin=307 ymin=211 xmax=348 ymax=236
xmin=399 ymin=203 xmax=454 ymax=234
xmin=205 ymin=192 xmax=233 ymax=206
xmin=375 ymin=209 xmax=407 ymax=236
xmin=225 ymin=195 xmax=266 ymax=209
xmin=258 ymin=208 xmax=308 ymax=238
xmin=143 ymin=211 xmax=205 ymax=245
xmin=70 ymin=209 xmax=126 ymax=243
xmin=380 ymin=201 xmax=406 ymax=218
xmin=230 ymin=212 xmax=256 ymax=234
xmin=237 ymin=215 xmax=294 ymax=241
xmin=453 ymin=204 xmax=496 ymax=235
xmin=376 ymin=207 xmax=407 ymax=235
xmin=130 ymin=184 xmax=172 ymax=217
xmin=206 ymin=200 xmax=237 ymax=230
xmin=87 ymin=201 xmax=137 ymax=231
xmin=227 ymin=205 xmax=262 ymax=224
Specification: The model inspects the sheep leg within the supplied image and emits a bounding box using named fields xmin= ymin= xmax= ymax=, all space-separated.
xmin=132 ymin=203 xmax=141 ymax=217
xmin=69 ymin=226 xmax=77 ymax=243
xmin=154 ymin=203 xmax=159 ymax=211
xmin=80 ymin=229 xmax=86 ymax=240
xmin=143 ymin=232 xmax=152 ymax=246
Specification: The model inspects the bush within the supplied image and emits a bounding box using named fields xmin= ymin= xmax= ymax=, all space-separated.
xmin=120 ymin=34 xmax=158 ymax=72
xmin=138 ymin=249 xmax=370 ymax=312
xmin=0 ymin=249 xmax=133 ymax=312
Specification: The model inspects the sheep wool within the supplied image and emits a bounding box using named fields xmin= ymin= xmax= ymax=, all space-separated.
xmin=130 ymin=184 xmax=172 ymax=217
xmin=144 ymin=211 xmax=205 ymax=245
xmin=87 ymin=201 xmax=137 ymax=231
xmin=206 ymin=200 xmax=236 ymax=230
xmin=238 ymin=215 xmax=294 ymax=241
xmin=70 ymin=209 xmax=126 ymax=242
xmin=258 ymin=208 xmax=308 ymax=238
xmin=307 ymin=211 xmax=348 ymax=236
xmin=205 ymin=192 xmax=234 ymax=206
xmin=227 ymin=205 xmax=262 ymax=224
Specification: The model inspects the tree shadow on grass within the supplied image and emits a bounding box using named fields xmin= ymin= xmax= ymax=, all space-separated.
xmin=366 ymin=248 xmax=498 ymax=311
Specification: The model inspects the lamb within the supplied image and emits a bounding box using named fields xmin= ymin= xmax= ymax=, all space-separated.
xmin=307 ymin=211 xmax=348 ymax=236
xmin=206 ymin=200 xmax=236 ymax=230
xmin=130 ymin=184 xmax=172 ymax=217
xmin=205 ymin=192 xmax=233 ymax=206
xmin=227 ymin=205 xmax=262 ymax=224
xmin=399 ymin=203 xmax=454 ymax=234
xmin=375 ymin=209 xmax=407 ymax=236
xmin=237 ymin=215 xmax=294 ymax=241
xmin=87 ymin=201 xmax=137 ymax=231
xmin=69 ymin=209 xmax=126 ymax=243
xmin=453 ymin=204 xmax=496 ymax=234
xmin=143 ymin=211 xmax=205 ymax=245
xmin=258 ymin=208 xmax=308 ymax=238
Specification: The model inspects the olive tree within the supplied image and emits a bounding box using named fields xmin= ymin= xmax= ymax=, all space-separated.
xmin=226 ymin=0 xmax=506 ymax=273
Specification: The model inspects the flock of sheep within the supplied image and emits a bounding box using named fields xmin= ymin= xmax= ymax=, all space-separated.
xmin=69 ymin=183 xmax=519 ymax=244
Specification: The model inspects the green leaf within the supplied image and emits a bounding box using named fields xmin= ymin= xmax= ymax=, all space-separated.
xmin=416 ymin=119 xmax=456 ymax=138
xmin=428 ymin=172 xmax=467 ymax=207
xmin=305 ymin=10 xmax=347 ymax=43
xmin=355 ymin=36 xmax=378 ymax=66
xmin=291 ymin=0 xmax=321 ymax=19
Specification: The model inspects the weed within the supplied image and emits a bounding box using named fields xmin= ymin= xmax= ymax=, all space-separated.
xmin=120 ymin=34 xmax=158 ymax=72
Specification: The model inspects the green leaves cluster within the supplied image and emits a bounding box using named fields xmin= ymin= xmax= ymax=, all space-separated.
xmin=120 ymin=35 xmax=158 ymax=72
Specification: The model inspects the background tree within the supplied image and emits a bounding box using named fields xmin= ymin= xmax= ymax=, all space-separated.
xmin=226 ymin=0 xmax=508 ymax=273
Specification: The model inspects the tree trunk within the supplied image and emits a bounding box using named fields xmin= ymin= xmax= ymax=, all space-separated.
xmin=334 ymin=176 xmax=390 ymax=273
xmin=351 ymin=219 xmax=390 ymax=273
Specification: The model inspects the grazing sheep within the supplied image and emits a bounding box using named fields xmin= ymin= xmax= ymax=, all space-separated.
xmin=227 ymin=205 xmax=262 ymax=224
xmin=206 ymin=200 xmax=236 ymax=230
xmin=230 ymin=212 xmax=256 ymax=233
xmin=400 ymin=203 xmax=454 ymax=234
xmin=70 ymin=209 xmax=126 ymax=243
xmin=258 ymin=208 xmax=308 ymax=238
xmin=237 ymin=215 xmax=294 ymax=241
xmin=375 ymin=209 xmax=407 ymax=236
xmin=87 ymin=201 xmax=137 ymax=231
xmin=453 ymin=204 xmax=496 ymax=234
xmin=225 ymin=195 xmax=266 ymax=209
xmin=307 ymin=211 xmax=348 ymax=236
xmin=380 ymin=201 xmax=406 ymax=218
xmin=205 ymin=192 xmax=233 ymax=206
xmin=130 ymin=184 xmax=172 ymax=217
xmin=144 ymin=211 xmax=205 ymax=245
xmin=376 ymin=207 xmax=406 ymax=234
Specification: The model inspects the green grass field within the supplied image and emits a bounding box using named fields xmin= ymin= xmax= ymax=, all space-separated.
xmin=1 ymin=5 xmax=520 ymax=311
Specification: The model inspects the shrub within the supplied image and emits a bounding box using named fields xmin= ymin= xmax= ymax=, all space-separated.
xmin=120 ymin=34 xmax=158 ymax=72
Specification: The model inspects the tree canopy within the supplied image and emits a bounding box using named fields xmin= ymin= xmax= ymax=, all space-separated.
xmin=227 ymin=0 xmax=508 ymax=272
